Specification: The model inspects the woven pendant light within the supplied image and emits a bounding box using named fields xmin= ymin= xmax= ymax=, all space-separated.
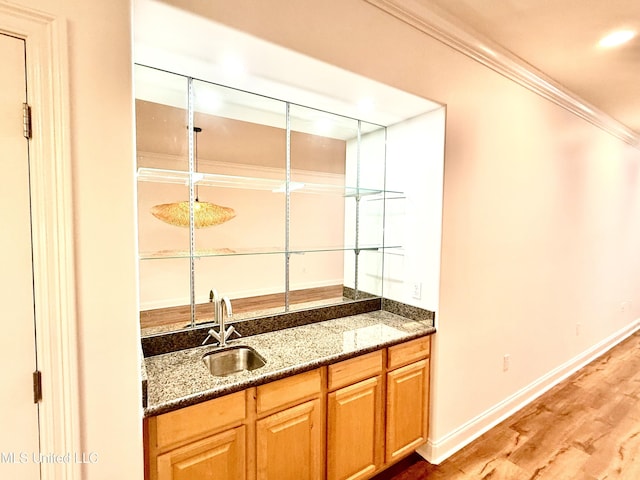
xmin=151 ymin=127 xmax=236 ymax=228
xmin=151 ymin=200 xmax=236 ymax=228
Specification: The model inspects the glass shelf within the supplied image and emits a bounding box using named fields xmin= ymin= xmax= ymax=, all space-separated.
xmin=137 ymin=167 xmax=404 ymax=200
xmin=136 ymin=66 xmax=402 ymax=334
xmin=139 ymin=244 xmax=403 ymax=260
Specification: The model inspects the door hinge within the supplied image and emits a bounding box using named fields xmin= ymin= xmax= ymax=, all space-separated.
xmin=33 ymin=370 xmax=42 ymax=403
xmin=23 ymin=102 xmax=32 ymax=139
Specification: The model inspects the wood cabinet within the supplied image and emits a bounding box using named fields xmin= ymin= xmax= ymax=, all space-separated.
xmin=386 ymin=359 xmax=430 ymax=462
xmin=255 ymin=369 xmax=323 ymax=480
xmin=385 ymin=337 xmax=431 ymax=464
xmin=327 ymin=352 xmax=384 ymax=480
xmin=144 ymin=335 xmax=432 ymax=480
xmin=256 ymin=398 xmax=322 ymax=480
xmin=156 ymin=426 xmax=246 ymax=480
xmin=146 ymin=390 xmax=248 ymax=480
xmin=326 ymin=338 xmax=430 ymax=480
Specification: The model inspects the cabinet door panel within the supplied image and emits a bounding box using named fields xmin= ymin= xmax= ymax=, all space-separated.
xmin=327 ymin=376 xmax=383 ymax=480
xmin=156 ymin=426 xmax=245 ymax=480
xmin=256 ymin=399 xmax=322 ymax=480
xmin=386 ymin=359 xmax=429 ymax=463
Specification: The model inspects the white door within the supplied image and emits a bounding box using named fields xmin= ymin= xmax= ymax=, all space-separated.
xmin=0 ymin=33 xmax=41 ymax=479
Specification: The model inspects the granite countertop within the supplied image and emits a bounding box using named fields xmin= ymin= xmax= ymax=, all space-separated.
xmin=143 ymin=310 xmax=435 ymax=417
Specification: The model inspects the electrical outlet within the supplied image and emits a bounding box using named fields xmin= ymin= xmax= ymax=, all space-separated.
xmin=412 ymin=282 xmax=422 ymax=300
xmin=503 ymin=354 xmax=511 ymax=372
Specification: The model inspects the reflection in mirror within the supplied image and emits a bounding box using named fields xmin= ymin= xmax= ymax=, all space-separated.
xmin=136 ymin=67 xmax=192 ymax=334
xmin=135 ymin=65 xmax=407 ymax=336
xmin=289 ymin=105 xmax=353 ymax=311
xmin=190 ymin=79 xmax=288 ymax=325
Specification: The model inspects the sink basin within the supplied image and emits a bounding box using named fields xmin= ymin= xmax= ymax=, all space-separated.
xmin=202 ymin=346 xmax=267 ymax=377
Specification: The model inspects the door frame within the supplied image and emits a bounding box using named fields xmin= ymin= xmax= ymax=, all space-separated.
xmin=0 ymin=3 xmax=79 ymax=480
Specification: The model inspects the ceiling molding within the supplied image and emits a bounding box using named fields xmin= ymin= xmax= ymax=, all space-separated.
xmin=366 ymin=0 xmax=640 ymax=148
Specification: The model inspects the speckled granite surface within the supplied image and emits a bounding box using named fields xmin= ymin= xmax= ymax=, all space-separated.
xmin=144 ymin=310 xmax=435 ymax=417
xmin=141 ymin=298 xmax=381 ymax=357
xmin=382 ymin=298 xmax=436 ymax=322
xmin=140 ymin=349 xmax=148 ymax=408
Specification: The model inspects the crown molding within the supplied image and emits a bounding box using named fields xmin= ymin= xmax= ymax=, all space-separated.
xmin=366 ymin=0 xmax=640 ymax=148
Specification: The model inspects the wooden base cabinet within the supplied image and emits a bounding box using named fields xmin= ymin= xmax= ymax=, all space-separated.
xmin=326 ymin=338 xmax=430 ymax=480
xmin=156 ymin=426 xmax=246 ymax=480
xmin=384 ymin=336 xmax=431 ymax=465
xmin=145 ymin=390 xmax=248 ymax=480
xmin=327 ymin=376 xmax=384 ymax=480
xmin=385 ymin=358 xmax=430 ymax=463
xmin=326 ymin=351 xmax=384 ymax=480
xmin=256 ymin=398 xmax=322 ymax=480
xmin=255 ymin=369 xmax=324 ymax=480
xmin=145 ymin=335 xmax=432 ymax=480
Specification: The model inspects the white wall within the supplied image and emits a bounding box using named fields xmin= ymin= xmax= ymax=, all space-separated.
xmin=384 ymin=109 xmax=446 ymax=311
xmin=8 ymin=0 xmax=143 ymax=478
xmin=163 ymin=0 xmax=640 ymax=464
xmin=15 ymin=0 xmax=633 ymax=474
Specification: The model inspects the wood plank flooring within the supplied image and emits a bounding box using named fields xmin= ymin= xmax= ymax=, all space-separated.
xmin=374 ymin=331 xmax=640 ymax=480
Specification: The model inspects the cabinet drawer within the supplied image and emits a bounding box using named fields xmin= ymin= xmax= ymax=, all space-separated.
xmin=154 ymin=390 xmax=246 ymax=450
xmin=328 ymin=350 xmax=383 ymax=391
xmin=387 ymin=336 xmax=430 ymax=370
xmin=257 ymin=369 xmax=321 ymax=415
xmin=156 ymin=426 xmax=246 ymax=480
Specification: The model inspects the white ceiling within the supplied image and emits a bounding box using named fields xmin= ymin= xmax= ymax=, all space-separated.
xmin=419 ymin=0 xmax=640 ymax=136
xmin=136 ymin=0 xmax=638 ymax=141
xmin=134 ymin=0 xmax=441 ymax=137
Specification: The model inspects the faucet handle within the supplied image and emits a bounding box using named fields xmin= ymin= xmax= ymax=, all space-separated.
xmin=202 ymin=327 xmax=222 ymax=346
xmin=222 ymin=325 xmax=241 ymax=342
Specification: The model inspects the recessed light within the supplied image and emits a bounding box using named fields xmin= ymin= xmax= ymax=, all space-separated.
xmin=598 ymin=30 xmax=636 ymax=48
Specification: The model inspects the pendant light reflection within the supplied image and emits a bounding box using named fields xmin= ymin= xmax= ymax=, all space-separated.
xmin=151 ymin=127 xmax=236 ymax=228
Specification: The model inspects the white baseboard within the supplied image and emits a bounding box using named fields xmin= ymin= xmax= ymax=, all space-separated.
xmin=419 ymin=318 xmax=640 ymax=464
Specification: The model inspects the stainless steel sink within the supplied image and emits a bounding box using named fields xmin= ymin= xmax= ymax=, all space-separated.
xmin=202 ymin=346 xmax=267 ymax=376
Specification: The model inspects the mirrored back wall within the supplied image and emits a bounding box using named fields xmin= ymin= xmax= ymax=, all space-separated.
xmin=136 ymin=65 xmax=399 ymax=337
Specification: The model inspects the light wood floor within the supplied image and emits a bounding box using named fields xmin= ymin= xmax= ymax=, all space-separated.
xmin=375 ymin=330 xmax=640 ymax=480
xmin=139 ymin=285 xmax=343 ymax=329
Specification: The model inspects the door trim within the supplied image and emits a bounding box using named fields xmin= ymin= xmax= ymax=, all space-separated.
xmin=0 ymin=4 xmax=79 ymax=480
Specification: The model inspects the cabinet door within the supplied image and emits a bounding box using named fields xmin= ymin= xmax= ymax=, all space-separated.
xmin=156 ymin=426 xmax=245 ymax=480
xmin=327 ymin=376 xmax=383 ymax=480
xmin=256 ymin=398 xmax=322 ymax=480
xmin=385 ymin=359 xmax=430 ymax=463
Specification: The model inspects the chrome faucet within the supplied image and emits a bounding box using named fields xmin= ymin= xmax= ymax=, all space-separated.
xmin=221 ymin=296 xmax=233 ymax=328
xmin=209 ymin=288 xmax=220 ymax=319
xmin=202 ymin=290 xmax=239 ymax=347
